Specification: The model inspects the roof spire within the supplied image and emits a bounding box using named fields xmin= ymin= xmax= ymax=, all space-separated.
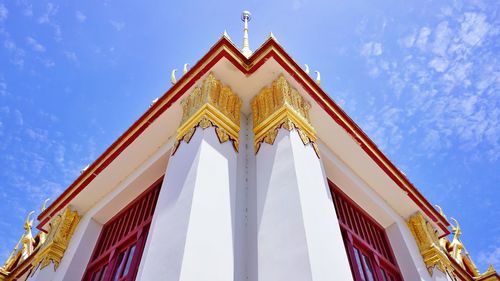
xmin=241 ymin=11 xmax=252 ymax=58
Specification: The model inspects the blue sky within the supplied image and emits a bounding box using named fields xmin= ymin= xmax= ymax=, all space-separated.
xmin=0 ymin=0 xmax=499 ymax=272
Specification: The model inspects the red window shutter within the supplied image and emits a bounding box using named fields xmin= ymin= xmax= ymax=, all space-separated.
xmin=82 ymin=177 xmax=163 ymax=281
xmin=329 ymin=181 xmax=404 ymax=281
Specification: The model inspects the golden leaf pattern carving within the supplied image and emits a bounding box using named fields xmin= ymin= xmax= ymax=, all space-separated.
xmin=173 ymin=73 xmax=242 ymax=155
xmin=251 ymin=74 xmax=319 ymax=157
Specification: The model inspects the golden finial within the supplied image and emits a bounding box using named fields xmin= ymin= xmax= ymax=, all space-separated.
xmin=183 ymin=63 xmax=189 ymax=75
xmin=41 ymin=198 xmax=50 ymax=212
xmin=171 ymin=69 xmax=177 ymax=85
xmin=24 ymin=211 xmax=34 ymax=229
xmin=241 ymin=11 xmax=252 ymax=58
xmin=450 ymin=217 xmax=462 ymax=238
xmin=435 ymin=204 xmax=448 ymax=220
xmin=315 ymin=71 xmax=321 ymax=85
xmin=304 ymin=64 xmax=310 ymax=75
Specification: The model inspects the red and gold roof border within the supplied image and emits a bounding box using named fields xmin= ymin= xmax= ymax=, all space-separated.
xmin=36 ymin=34 xmax=450 ymax=235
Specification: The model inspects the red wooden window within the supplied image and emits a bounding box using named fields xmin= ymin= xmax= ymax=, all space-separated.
xmin=82 ymin=177 xmax=163 ymax=281
xmin=329 ymin=181 xmax=403 ymax=281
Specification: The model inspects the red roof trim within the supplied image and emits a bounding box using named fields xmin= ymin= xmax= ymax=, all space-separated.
xmin=37 ymin=36 xmax=450 ymax=235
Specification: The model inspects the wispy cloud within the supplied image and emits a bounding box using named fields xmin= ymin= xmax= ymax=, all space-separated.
xmin=76 ymin=11 xmax=86 ymax=23
xmin=38 ymin=3 xmax=57 ymax=24
xmin=0 ymin=77 xmax=7 ymax=97
xmin=460 ymin=13 xmax=490 ymax=46
xmin=26 ymin=36 xmax=46 ymax=52
xmin=64 ymin=51 xmax=78 ymax=63
xmin=361 ymin=41 xmax=383 ymax=57
xmin=0 ymin=3 xmax=7 ymax=22
xmin=109 ymin=20 xmax=125 ymax=31
xmin=478 ymin=240 xmax=500 ymax=269
xmin=38 ymin=3 xmax=62 ymax=41
xmin=3 ymin=40 xmax=25 ymax=68
xmin=359 ymin=9 xmax=499 ymax=162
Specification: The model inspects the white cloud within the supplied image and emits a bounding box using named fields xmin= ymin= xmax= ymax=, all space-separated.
xmin=26 ymin=36 xmax=46 ymax=52
xmin=76 ymin=11 xmax=86 ymax=23
xmin=428 ymin=57 xmax=449 ymax=72
xmin=0 ymin=3 xmax=8 ymax=21
xmin=109 ymin=20 xmax=125 ymax=31
xmin=401 ymin=32 xmax=416 ymax=48
xmin=361 ymin=42 xmax=383 ymax=57
xmin=3 ymin=40 xmax=25 ymax=68
xmin=478 ymin=244 xmax=500 ymax=269
xmin=38 ymin=3 xmax=58 ymax=24
xmin=432 ymin=21 xmax=452 ymax=56
xmin=38 ymin=3 xmax=62 ymax=41
xmin=461 ymin=13 xmax=490 ymax=46
xmin=41 ymin=58 xmax=55 ymax=68
xmin=416 ymin=27 xmax=432 ymax=50
xmin=0 ymin=78 xmax=7 ymax=97
xmin=23 ymin=4 xmax=33 ymax=17
xmin=64 ymin=51 xmax=78 ymax=63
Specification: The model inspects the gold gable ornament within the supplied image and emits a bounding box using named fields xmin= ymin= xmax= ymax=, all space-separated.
xmin=408 ymin=211 xmax=500 ymax=281
xmin=30 ymin=207 xmax=80 ymax=272
xmin=173 ymin=72 xmax=242 ymax=155
xmin=251 ymin=74 xmax=319 ymax=157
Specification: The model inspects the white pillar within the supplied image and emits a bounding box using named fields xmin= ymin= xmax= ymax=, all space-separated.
xmin=386 ymin=222 xmax=431 ymax=281
xmin=252 ymin=75 xmax=353 ymax=281
xmin=255 ymin=129 xmax=353 ymax=281
xmin=137 ymin=127 xmax=237 ymax=281
xmin=137 ymin=73 xmax=241 ymax=281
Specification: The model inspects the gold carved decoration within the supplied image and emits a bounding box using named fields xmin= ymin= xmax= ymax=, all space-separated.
xmin=30 ymin=207 xmax=80 ymax=271
xmin=407 ymin=212 xmax=456 ymax=277
xmin=173 ymin=72 xmax=242 ymax=154
xmin=0 ymin=211 xmax=37 ymax=280
xmin=407 ymin=212 xmax=500 ymax=281
xmin=251 ymin=74 xmax=319 ymax=156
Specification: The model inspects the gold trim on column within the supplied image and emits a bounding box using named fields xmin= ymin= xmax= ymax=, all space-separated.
xmin=30 ymin=207 xmax=80 ymax=271
xmin=251 ymin=74 xmax=319 ymax=157
xmin=173 ymin=72 xmax=242 ymax=154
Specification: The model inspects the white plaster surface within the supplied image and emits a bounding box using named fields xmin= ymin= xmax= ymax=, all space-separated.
xmin=137 ymin=127 xmax=237 ymax=281
xmin=255 ymin=129 xmax=353 ymax=281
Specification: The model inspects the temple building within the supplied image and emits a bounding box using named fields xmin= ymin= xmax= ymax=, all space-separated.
xmin=1 ymin=11 xmax=498 ymax=281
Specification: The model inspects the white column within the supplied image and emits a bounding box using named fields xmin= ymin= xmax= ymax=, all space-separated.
xmin=386 ymin=222 xmax=432 ymax=281
xmin=255 ymin=128 xmax=353 ymax=281
xmin=136 ymin=126 xmax=237 ymax=281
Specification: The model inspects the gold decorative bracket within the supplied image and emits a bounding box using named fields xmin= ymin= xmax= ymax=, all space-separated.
xmin=251 ymin=74 xmax=319 ymax=157
xmin=31 ymin=207 xmax=80 ymax=272
xmin=173 ymin=72 xmax=242 ymax=154
xmin=407 ymin=212 xmax=456 ymax=278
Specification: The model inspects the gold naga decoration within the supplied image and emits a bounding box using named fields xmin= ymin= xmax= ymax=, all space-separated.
xmin=173 ymin=72 xmax=242 ymax=154
xmin=0 ymin=211 xmax=36 ymax=279
xmin=251 ymin=74 xmax=319 ymax=157
xmin=0 ymin=206 xmax=80 ymax=280
xmin=407 ymin=212 xmax=499 ymax=281
xmin=30 ymin=207 xmax=80 ymax=271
